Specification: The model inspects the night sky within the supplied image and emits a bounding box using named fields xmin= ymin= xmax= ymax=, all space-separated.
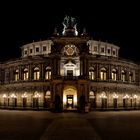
xmin=0 ymin=1 xmax=139 ymax=63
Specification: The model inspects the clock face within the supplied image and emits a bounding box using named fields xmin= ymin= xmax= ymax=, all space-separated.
xmin=66 ymin=47 xmax=74 ymax=55
xmin=65 ymin=44 xmax=75 ymax=56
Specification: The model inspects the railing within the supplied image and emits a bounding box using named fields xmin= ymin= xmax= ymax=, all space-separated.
xmin=62 ymin=76 xmax=78 ymax=80
xmin=1 ymin=76 xmax=139 ymax=85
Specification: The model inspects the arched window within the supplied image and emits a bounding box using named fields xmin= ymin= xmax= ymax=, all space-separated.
xmin=23 ymin=68 xmax=28 ymax=80
xmin=89 ymin=91 xmax=95 ymax=99
xmin=112 ymin=69 xmax=117 ymax=81
xmin=14 ymin=69 xmax=19 ymax=81
xmin=129 ymin=72 xmax=133 ymax=82
xmin=100 ymin=67 xmax=107 ymax=80
xmin=33 ymin=67 xmax=40 ymax=80
xmin=121 ymin=70 xmax=126 ymax=82
xmin=45 ymin=91 xmax=51 ymax=98
xmin=89 ymin=67 xmax=95 ymax=80
xmin=45 ymin=66 xmax=51 ymax=80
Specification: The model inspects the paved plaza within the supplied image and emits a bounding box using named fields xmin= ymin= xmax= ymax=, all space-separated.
xmin=0 ymin=110 xmax=140 ymax=140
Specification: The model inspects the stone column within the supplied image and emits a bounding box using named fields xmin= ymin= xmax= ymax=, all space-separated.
xmin=52 ymin=84 xmax=56 ymax=102
xmin=84 ymin=84 xmax=88 ymax=103
xmin=118 ymin=65 xmax=121 ymax=81
xmin=96 ymin=63 xmax=99 ymax=81
xmin=57 ymin=57 xmax=60 ymax=76
xmin=39 ymin=63 xmax=43 ymax=80
xmin=85 ymin=58 xmax=89 ymax=78
xmin=19 ymin=65 xmax=22 ymax=80
xmin=9 ymin=67 xmax=13 ymax=82
xmin=80 ymin=58 xmax=83 ymax=76
xmin=29 ymin=64 xmax=32 ymax=81
xmin=108 ymin=64 xmax=111 ymax=81
xmin=80 ymin=54 xmax=88 ymax=78
xmin=52 ymin=55 xmax=60 ymax=78
xmin=41 ymin=63 xmax=44 ymax=81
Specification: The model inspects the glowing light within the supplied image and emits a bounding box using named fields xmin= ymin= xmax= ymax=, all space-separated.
xmin=89 ymin=91 xmax=94 ymax=95
xmin=100 ymin=93 xmax=107 ymax=98
xmin=45 ymin=91 xmax=51 ymax=98
xmin=3 ymin=94 xmax=7 ymax=98
xmin=89 ymin=91 xmax=95 ymax=98
xmin=33 ymin=92 xmax=41 ymax=98
xmin=113 ymin=93 xmax=118 ymax=99
xmin=11 ymin=94 xmax=17 ymax=98
xmin=133 ymin=95 xmax=137 ymax=99
xmin=63 ymin=95 xmax=67 ymax=105
xmin=123 ymin=94 xmax=129 ymax=99
xmin=73 ymin=95 xmax=77 ymax=105
xmin=63 ymin=87 xmax=77 ymax=108
xmin=21 ymin=93 xmax=27 ymax=98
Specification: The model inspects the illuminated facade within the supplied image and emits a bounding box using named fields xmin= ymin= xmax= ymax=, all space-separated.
xmin=0 ymin=16 xmax=140 ymax=111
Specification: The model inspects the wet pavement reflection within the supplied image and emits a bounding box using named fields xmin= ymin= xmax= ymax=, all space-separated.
xmin=0 ymin=110 xmax=140 ymax=140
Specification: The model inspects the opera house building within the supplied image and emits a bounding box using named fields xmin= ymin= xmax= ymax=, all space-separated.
xmin=0 ymin=16 xmax=140 ymax=111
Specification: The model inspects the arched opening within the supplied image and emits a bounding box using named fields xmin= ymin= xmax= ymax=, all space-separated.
xmin=89 ymin=67 xmax=95 ymax=80
xmin=113 ymin=93 xmax=118 ymax=109
xmin=45 ymin=66 xmax=51 ymax=80
xmin=63 ymin=86 xmax=77 ymax=110
xmin=33 ymin=91 xmax=40 ymax=108
xmin=100 ymin=92 xmax=107 ymax=109
xmin=14 ymin=69 xmax=19 ymax=81
xmin=21 ymin=92 xmax=27 ymax=108
xmin=89 ymin=91 xmax=96 ymax=109
xmin=100 ymin=67 xmax=107 ymax=81
xmin=112 ymin=69 xmax=117 ymax=81
xmin=23 ymin=68 xmax=29 ymax=80
xmin=33 ymin=67 xmax=40 ymax=80
xmin=121 ymin=70 xmax=126 ymax=82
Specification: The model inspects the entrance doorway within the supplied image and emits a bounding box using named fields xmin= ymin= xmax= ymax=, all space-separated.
xmin=63 ymin=86 xmax=77 ymax=110
xmin=67 ymin=95 xmax=73 ymax=109
xmin=67 ymin=70 xmax=73 ymax=76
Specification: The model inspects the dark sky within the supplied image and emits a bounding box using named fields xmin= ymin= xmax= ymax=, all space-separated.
xmin=0 ymin=1 xmax=139 ymax=63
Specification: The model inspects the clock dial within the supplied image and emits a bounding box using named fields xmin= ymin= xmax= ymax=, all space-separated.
xmin=66 ymin=47 xmax=74 ymax=55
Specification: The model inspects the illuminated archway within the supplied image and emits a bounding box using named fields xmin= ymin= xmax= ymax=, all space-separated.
xmin=63 ymin=86 xmax=77 ymax=109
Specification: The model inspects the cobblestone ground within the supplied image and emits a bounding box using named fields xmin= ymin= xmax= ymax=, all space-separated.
xmin=0 ymin=110 xmax=140 ymax=140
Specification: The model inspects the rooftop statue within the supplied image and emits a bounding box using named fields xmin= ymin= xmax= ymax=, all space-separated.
xmin=63 ymin=15 xmax=77 ymax=28
xmin=62 ymin=15 xmax=78 ymax=36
